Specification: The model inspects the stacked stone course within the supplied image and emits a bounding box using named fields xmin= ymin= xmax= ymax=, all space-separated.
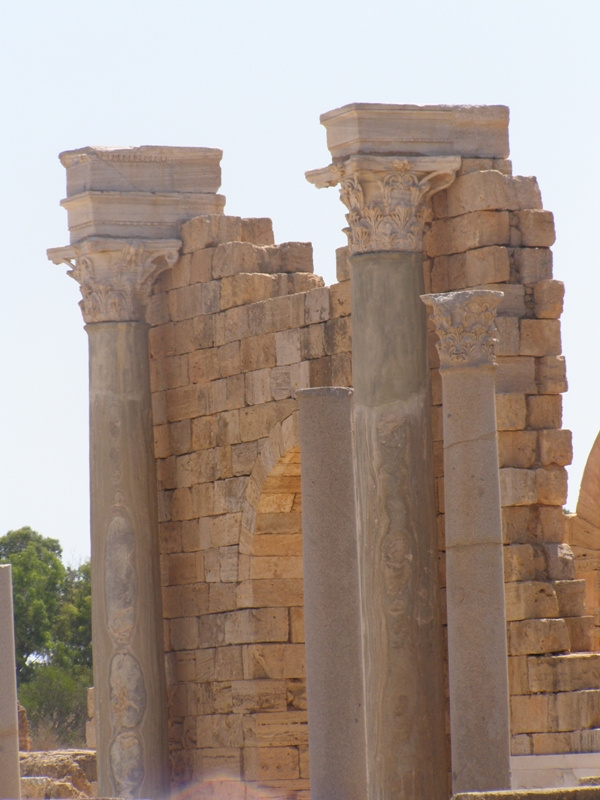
xmin=424 ymin=159 xmax=599 ymax=759
xmin=148 ymin=213 xmax=351 ymax=796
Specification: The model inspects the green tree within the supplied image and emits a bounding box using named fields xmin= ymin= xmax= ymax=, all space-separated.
xmin=0 ymin=527 xmax=66 ymax=682
xmin=0 ymin=527 xmax=92 ymax=748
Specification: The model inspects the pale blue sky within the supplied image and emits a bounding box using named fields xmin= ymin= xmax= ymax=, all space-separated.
xmin=1 ymin=0 xmax=598 ymax=562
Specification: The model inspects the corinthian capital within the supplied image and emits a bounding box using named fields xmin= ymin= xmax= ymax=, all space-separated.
xmin=421 ymin=290 xmax=504 ymax=368
xmin=307 ymin=155 xmax=460 ymax=254
xmin=47 ymin=237 xmax=180 ymax=323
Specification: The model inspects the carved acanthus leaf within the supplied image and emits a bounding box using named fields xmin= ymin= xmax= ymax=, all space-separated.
xmin=47 ymin=237 xmax=180 ymax=323
xmin=421 ymin=290 xmax=504 ymax=368
xmin=306 ymin=155 xmax=460 ymax=254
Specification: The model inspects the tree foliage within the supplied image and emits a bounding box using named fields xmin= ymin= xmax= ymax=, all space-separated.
xmin=0 ymin=527 xmax=92 ymax=747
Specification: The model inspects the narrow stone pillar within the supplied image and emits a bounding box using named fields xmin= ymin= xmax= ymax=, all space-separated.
xmin=296 ymin=387 xmax=367 ymax=800
xmin=308 ymin=112 xmax=460 ymax=800
xmin=422 ymin=290 xmax=511 ymax=793
xmin=0 ymin=565 xmax=21 ymax=800
xmin=49 ymin=238 xmax=179 ymax=800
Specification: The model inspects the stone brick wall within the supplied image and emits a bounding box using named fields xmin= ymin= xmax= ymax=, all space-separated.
xmin=424 ymin=160 xmax=600 ymax=758
xmin=147 ymin=214 xmax=350 ymax=797
xmin=148 ymin=161 xmax=599 ymax=794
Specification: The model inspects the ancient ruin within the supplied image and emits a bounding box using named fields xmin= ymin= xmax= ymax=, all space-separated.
xmin=34 ymin=104 xmax=600 ymax=800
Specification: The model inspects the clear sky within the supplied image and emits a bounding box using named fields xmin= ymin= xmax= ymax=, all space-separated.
xmin=1 ymin=0 xmax=598 ymax=564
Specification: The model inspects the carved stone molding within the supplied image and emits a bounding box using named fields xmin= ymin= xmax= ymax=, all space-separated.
xmin=48 ymin=237 xmax=180 ymax=323
xmin=307 ymin=155 xmax=460 ymax=254
xmin=421 ymin=289 xmax=504 ymax=368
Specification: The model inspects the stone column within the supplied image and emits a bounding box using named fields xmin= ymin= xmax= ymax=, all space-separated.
xmin=0 ymin=565 xmax=20 ymax=800
xmin=308 ymin=129 xmax=460 ymax=800
xmin=296 ymin=387 xmax=367 ymax=800
xmin=49 ymin=238 xmax=179 ymax=800
xmin=421 ymin=290 xmax=511 ymax=793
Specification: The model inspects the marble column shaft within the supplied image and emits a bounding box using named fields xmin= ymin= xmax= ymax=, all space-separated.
xmin=296 ymin=387 xmax=367 ymax=800
xmin=422 ymin=290 xmax=511 ymax=793
xmin=0 ymin=565 xmax=21 ymax=800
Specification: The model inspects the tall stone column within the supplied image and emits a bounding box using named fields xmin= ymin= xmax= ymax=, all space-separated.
xmin=0 ymin=565 xmax=21 ymax=800
xmin=49 ymin=238 xmax=179 ymax=799
xmin=49 ymin=145 xmax=224 ymax=800
xmin=308 ymin=116 xmax=460 ymax=800
xmin=296 ymin=387 xmax=367 ymax=800
xmin=421 ymin=290 xmax=511 ymax=793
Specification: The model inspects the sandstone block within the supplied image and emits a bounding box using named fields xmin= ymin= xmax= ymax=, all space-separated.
xmin=498 ymin=431 xmax=537 ymax=469
xmin=240 ymin=333 xmax=277 ymax=372
xmin=502 ymin=506 xmax=535 ymax=544
xmin=290 ymin=607 xmax=305 ymax=642
xmin=540 ymin=543 xmax=577 ymax=580
xmin=504 ymin=543 xmax=536 ymax=582
xmin=190 ymin=248 xmax=214 ymax=283
xmin=166 ymin=385 xmax=208 ymax=422
xmin=278 ymin=242 xmax=314 ymax=274
xmin=336 ymin=246 xmax=350 ymax=282
xmin=181 ymin=214 xmax=242 ymax=253
xmin=536 ymin=467 xmax=568 ymax=506
xmin=496 ymin=393 xmax=527 ymax=431
xmin=237 ymin=579 xmax=304 ymax=609
xmin=510 ymin=693 xmax=549 ymax=733
xmin=509 ymin=655 xmax=530 ymax=695
xmin=581 ymin=728 xmax=600 ymax=752
xmin=539 ymin=430 xmax=572 ymax=467
xmin=231 ymin=680 xmax=287 ymax=713
xmin=245 ymin=369 xmax=272 ymax=406
xmin=534 ymin=280 xmax=565 ymax=319
xmin=220 ymin=273 xmax=275 ymax=310
xmin=527 ymin=395 xmax=562 ymax=430
xmin=329 ymin=280 xmax=351 ymax=317
xmin=532 ymin=732 xmax=578 ymax=755
xmin=553 ymin=580 xmax=587 ymax=618
xmin=241 ymin=218 xmax=275 ymax=246
xmin=212 ymin=242 xmax=260 ymax=278
xmin=500 ymin=468 xmax=537 ymax=506
xmin=508 ymin=618 xmax=570 ymax=656
xmin=304 ymin=287 xmax=330 ymax=324
xmin=324 ymin=316 xmax=352 ymax=354
xmin=510 ymin=210 xmax=556 ymax=247
xmin=425 ymin=210 xmax=510 ymax=257
xmin=528 ymin=654 xmax=600 ymax=693
xmin=275 ymin=329 xmax=301 ymax=366
xmin=433 ymin=171 xmax=541 ymax=217
xmin=496 ymin=357 xmax=536 ymax=393
xmin=170 ymin=616 xmax=200 ymax=650
xmin=565 ymin=616 xmax=595 ymax=652
xmin=538 ymin=506 xmax=567 ymax=544
xmin=495 ymin=317 xmax=520 ymax=356
xmin=552 ymin=689 xmax=600 ymax=732
xmin=505 ymin=581 xmax=560 ymax=622
xmin=519 ymin=319 xmax=562 ymax=357
xmin=243 ymin=711 xmax=308 ymax=748
xmin=511 ymin=734 xmax=532 ymax=755
xmin=224 ymin=608 xmax=289 ymax=644
xmin=510 ymin=247 xmax=553 ymax=284
xmin=536 ymin=355 xmax=568 ymax=394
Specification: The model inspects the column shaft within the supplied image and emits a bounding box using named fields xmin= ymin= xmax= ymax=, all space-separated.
xmin=352 ymin=252 xmax=448 ymax=800
xmin=297 ymin=387 xmax=367 ymax=800
xmin=0 ymin=565 xmax=21 ymax=800
xmin=441 ymin=365 xmax=511 ymax=792
xmin=88 ymin=322 xmax=169 ymax=800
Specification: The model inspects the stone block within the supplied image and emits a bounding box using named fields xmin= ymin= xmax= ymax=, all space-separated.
xmin=510 ymin=210 xmax=556 ymax=247
xmin=181 ymin=215 xmax=242 ymax=252
xmin=508 ymin=655 xmax=530 ymax=695
xmin=538 ymin=506 xmax=567 ymax=544
xmin=510 ymin=247 xmax=553 ymax=284
xmin=528 ymin=653 xmax=600 ymax=693
xmin=212 ymin=242 xmax=261 ymax=278
xmin=496 ymin=357 xmax=536 ymax=393
xmin=224 ymin=608 xmax=289 ymax=644
xmin=477 ymin=282 xmax=526 ymax=317
xmin=425 ymin=210 xmax=510 ymax=257
xmin=499 ymin=468 xmax=537 ymax=506
xmin=329 ymin=280 xmax=351 ymax=317
xmin=324 ymin=317 xmax=352 ymax=355
xmin=565 ymin=616 xmax=595 ymax=652
xmin=504 ymin=581 xmax=560 ymax=622
xmin=237 ymin=579 xmax=304 ymax=609
xmin=240 ymin=333 xmax=277 ymax=372
xmin=502 ymin=506 xmax=535 ymax=544
xmin=220 ymin=273 xmax=275 ymax=310
xmin=495 ymin=317 xmax=520 ymax=356
xmin=511 ymin=734 xmax=532 ymax=755
xmin=504 ymin=544 xmax=536 ymax=582
xmin=539 ymin=543 xmax=577 ymax=580
xmin=166 ymin=385 xmax=208 ymax=422
xmin=496 ymin=393 xmax=527 ymax=431
xmin=519 ymin=319 xmax=562 ymax=357
xmin=231 ymin=680 xmax=287 ymax=713
xmin=536 ymin=355 xmax=568 ymax=394
xmin=510 ymin=693 xmax=549 ymax=733
xmin=290 ymin=607 xmax=305 ymax=643
xmin=534 ymin=280 xmax=565 ymax=319
xmin=170 ymin=616 xmax=200 ymax=651
xmin=532 ymin=732 xmax=577 ymax=755
xmin=536 ymin=467 xmax=568 ymax=506
xmin=553 ymin=580 xmax=587 ymax=618
xmin=336 ymin=246 xmax=350 ymax=282
xmin=304 ymin=287 xmax=330 ymax=324
xmin=498 ymin=431 xmax=537 ymax=469
xmin=275 ymin=329 xmax=301 ymax=366
xmin=508 ymin=618 xmax=570 ymax=656
xmin=241 ymin=218 xmax=275 ymax=246
xmin=527 ymin=395 xmax=562 ymax=430
xmin=433 ymin=171 xmax=541 ymax=217
xmin=279 ymin=242 xmax=314 ymax=274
